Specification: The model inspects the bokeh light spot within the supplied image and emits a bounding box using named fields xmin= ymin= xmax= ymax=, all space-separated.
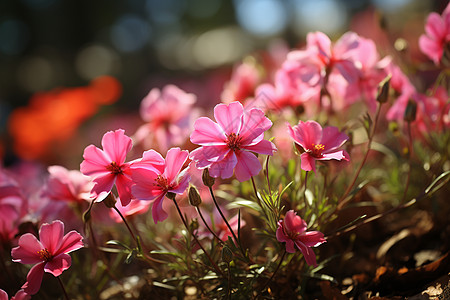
xmin=235 ymin=0 xmax=287 ymax=37
xmin=111 ymin=15 xmax=152 ymax=53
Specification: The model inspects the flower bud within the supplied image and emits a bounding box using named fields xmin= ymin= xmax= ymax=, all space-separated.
xmin=222 ymin=246 xmax=233 ymax=263
xmin=166 ymin=192 xmax=176 ymax=200
xmin=403 ymin=100 xmax=417 ymax=122
xmin=103 ymin=192 xmax=116 ymax=208
xmin=202 ymin=169 xmax=215 ymax=187
xmin=376 ymin=75 xmax=391 ymax=103
xmin=188 ymin=185 xmax=202 ymax=207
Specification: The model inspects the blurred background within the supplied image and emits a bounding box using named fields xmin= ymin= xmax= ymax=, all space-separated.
xmin=0 ymin=0 xmax=447 ymax=166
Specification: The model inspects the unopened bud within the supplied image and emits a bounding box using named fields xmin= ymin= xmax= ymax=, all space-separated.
xmin=222 ymin=246 xmax=233 ymax=263
xmin=403 ymin=100 xmax=417 ymax=122
xmin=188 ymin=185 xmax=202 ymax=207
xmin=202 ymin=169 xmax=215 ymax=187
xmin=166 ymin=192 xmax=176 ymax=200
xmin=376 ymin=75 xmax=391 ymax=103
xmin=103 ymin=192 xmax=116 ymax=208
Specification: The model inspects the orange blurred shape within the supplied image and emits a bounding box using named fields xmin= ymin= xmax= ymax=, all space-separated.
xmin=8 ymin=76 xmax=122 ymax=160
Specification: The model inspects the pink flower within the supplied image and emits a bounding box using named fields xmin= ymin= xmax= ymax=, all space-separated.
xmin=0 ymin=170 xmax=27 ymax=245
xmin=419 ymin=3 xmax=450 ymax=65
xmin=276 ymin=210 xmax=326 ymax=266
xmin=11 ymin=220 xmax=83 ymax=295
xmin=0 ymin=289 xmax=30 ymax=300
xmin=80 ymin=129 xmax=134 ymax=206
xmin=287 ymin=120 xmax=349 ymax=172
xmin=221 ymin=61 xmax=261 ymax=103
xmin=190 ymin=101 xmax=277 ymax=182
xmin=131 ymin=147 xmax=190 ymax=223
xmin=415 ymin=87 xmax=450 ymax=133
xmin=41 ymin=165 xmax=94 ymax=203
xmin=134 ymin=85 xmax=198 ymax=152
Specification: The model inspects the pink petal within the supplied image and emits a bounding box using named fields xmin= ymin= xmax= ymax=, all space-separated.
xmin=238 ymin=108 xmax=272 ymax=145
xmin=0 ymin=290 xmax=7 ymax=300
xmin=208 ymin=152 xmax=238 ymax=179
xmin=190 ymin=117 xmax=227 ymax=145
xmin=188 ymin=147 xmax=210 ymax=169
xmin=287 ymin=121 xmax=322 ymax=151
xmin=201 ymin=145 xmax=230 ymax=162
xmin=234 ymin=151 xmax=262 ymax=182
xmin=101 ymin=129 xmax=132 ymax=164
xmin=321 ymin=126 xmax=348 ymax=151
xmin=133 ymin=150 xmax=165 ymax=173
xmin=276 ymin=225 xmax=296 ymax=253
xmin=307 ymin=31 xmax=331 ymax=60
xmin=213 ymin=102 xmax=243 ymax=135
xmin=424 ymin=13 xmax=445 ymax=40
xmin=22 ymin=262 xmax=45 ymax=295
xmin=80 ymin=145 xmax=110 ymax=177
xmin=58 ymin=230 xmax=84 ymax=254
xmin=115 ymin=175 xmax=133 ymax=206
xmin=91 ymin=173 xmax=116 ymax=198
xmin=284 ymin=210 xmax=307 ymax=234
xmin=39 ymin=220 xmax=64 ymax=254
xmin=300 ymin=231 xmax=326 ymax=247
xmin=333 ymin=31 xmax=360 ymax=58
xmin=163 ymin=148 xmax=189 ymax=183
xmin=11 ymin=289 xmax=31 ymax=300
xmin=242 ymin=139 xmax=277 ymax=155
xmin=295 ymin=241 xmax=317 ymax=266
xmin=419 ymin=35 xmax=442 ymax=64
xmin=151 ymin=194 xmax=168 ymax=224
xmin=44 ymin=253 xmax=71 ymax=277
xmin=169 ymin=170 xmax=190 ymax=195
xmin=300 ymin=153 xmax=316 ymax=172
xmin=11 ymin=234 xmax=43 ymax=264
xmin=319 ymin=150 xmax=347 ymax=161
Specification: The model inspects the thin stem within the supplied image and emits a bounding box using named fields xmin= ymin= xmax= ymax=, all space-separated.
xmin=112 ymin=206 xmax=162 ymax=264
xmin=303 ymin=171 xmax=309 ymax=208
xmin=338 ymin=103 xmax=382 ymax=209
xmin=113 ymin=206 xmax=138 ymax=245
xmin=172 ymin=197 xmax=224 ymax=276
xmin=196 ymin=206 xmax=224 ymax=244
xmin=56 ymin=276 xmax=70 ymax=300
xmin=256 ymin=250 xmax=287 ymax=298
xmin=265 ymin=155 xmax=272 ymax=196
xmin=208 ymin=186 xmax=239 ymax=246
xmin=402 ymin=121 xmax=413 ymax=203
xmin=250 ymin=176 xmax=262 ymax=208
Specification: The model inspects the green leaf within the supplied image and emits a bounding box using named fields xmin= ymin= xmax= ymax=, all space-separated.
xmin=106 ymin=240 xmax=131 ymax=250
xmin=425 ymin=171 xmax=450 ymax=195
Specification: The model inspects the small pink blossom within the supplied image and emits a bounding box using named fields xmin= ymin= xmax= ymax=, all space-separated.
xmin=190 ymin=101 xmax=277 ymax=182
xmin=41 ymin=165 xmax=94 ymax=203
xmin=134 ymin=85 xmax=198 ymax=151
xmin=0 ymin=289 xmax=30 ymax=300
xmin=80 ymin=129 xmax=134 ymax=206
xmin=0 ymin=170 xmax=27 ymax=245
xmin=11 ymin=220 xmax=84 ymax=295
xmin=415 ymin=87 xmax=450 ymax=134
xmin=287 ymin=120 xmax=349 ymax=172
xmin=131 ymin=147 xmax=190 ymax=223
xmin=419 ymin=3 xmax=450 ymax=65
xmin=276 ymin=210 xmax=326 ymax=266
xmin=221 ymin=61 xmax=261 ymax=103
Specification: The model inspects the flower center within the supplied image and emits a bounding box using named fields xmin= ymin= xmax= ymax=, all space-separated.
xmin=154 ymin=175 xmax=170 ymax=191
xmin=38 ymin=248 xmax=53 ymax=262
xmin=226 ymin=133 xmax=241 ymax=151
xmin=106 ymin=161 xmax=123 ymax=175
xmin=311 ymin=144 xmax=325 ymax=158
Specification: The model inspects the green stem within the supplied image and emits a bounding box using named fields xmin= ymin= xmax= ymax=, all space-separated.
xmin=338 ymin=102 xmax=382 ymax=209
xmin=172 ymin=197 xmax=224 ymax=276
xmin=56 ymin=276 xmax=70 ymax=300
xmin=196 ymin=206 xmax=224 ymax=244
xmin=402 ymin=121 xmax=413 ymax=203
xmin=256 ymin=250 xmax=287 ymax=298
xmin=208 ymin=186 xmax=239 ymax=246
